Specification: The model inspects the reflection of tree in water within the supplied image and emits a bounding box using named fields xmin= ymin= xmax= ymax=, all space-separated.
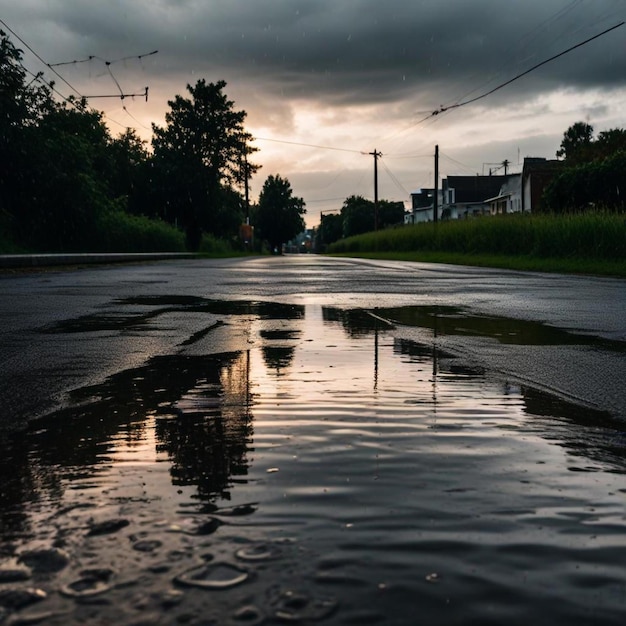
xmin=259 ymin=329 xmax=300 ymax=376
xmin=0 ymin=433 xmax=38 ymax=539
xmin=155 ymin=352 xmax=253 ymax=500
xmin=261 ymin=346 xmax=296 ymax=376
xmin=0 ymin=352 xmax=255 ymax=539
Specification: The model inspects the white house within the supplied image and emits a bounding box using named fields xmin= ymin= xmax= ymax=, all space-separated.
xmin=486 ymin=174 xmax=522 ymax=215
xmin=405 ymin=188 xmax=443 ymax=223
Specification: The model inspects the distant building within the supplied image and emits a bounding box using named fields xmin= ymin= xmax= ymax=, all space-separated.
xmin=405 ymin=188 xmax=443 ymax=223
xmin=521 ymin=157 xmax=563 ymax=212
xmin=486 ymin=174 xmax=522 ymax=215
xmin=405 ymin=156 xmax=563 ymax=225
xmin=442 ymin=175 xmax=512 ymax=219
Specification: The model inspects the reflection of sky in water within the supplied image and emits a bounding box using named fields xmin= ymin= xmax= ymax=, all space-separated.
xmin=1 ymin=303 xmax=625 ymax=625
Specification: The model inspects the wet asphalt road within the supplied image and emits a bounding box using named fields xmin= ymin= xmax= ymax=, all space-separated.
xmin=1 ymin=255 xmax=624 ymax=430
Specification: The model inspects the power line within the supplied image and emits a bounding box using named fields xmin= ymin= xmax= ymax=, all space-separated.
xmin=83 ymin=86 xmax=149 ymax=101
xmin=439 ymin=152 xmax=477 ymax=174
xmin=426 ymin=21 xmax=624 ymax=120
xmin=445 ymin=0 xmax=585 ymax=109
xmin=0 ymin=18 xmax=82 ymax=97
xmin=49 ymin=50 xmax=158 ymax=67
xmin=254 ymin=136 xmax=367 ymax=155
xmin=0 ymin=19 xmax=155 ymax=101
xmin=383 ymin=152 xmax=432 ymax=159
xmin=306 ymin=197 xmax=346 ymax=203
xmin=379 ymin=157 xmax=409 ymax=197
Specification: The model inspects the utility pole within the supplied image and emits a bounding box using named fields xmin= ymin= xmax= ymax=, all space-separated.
xmin=244 ymin=153 xmax=250 ymax=225
xmin=433 ymin=144 xmax=439 ymax=224
xmin=502 ymin=159 xmax=510 ymax=176
xmin=370 ymin=149 xmax=382 ymax=230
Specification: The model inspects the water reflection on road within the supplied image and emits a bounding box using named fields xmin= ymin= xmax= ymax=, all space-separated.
xmin=1 ymin=300 xmax=625 ymax=624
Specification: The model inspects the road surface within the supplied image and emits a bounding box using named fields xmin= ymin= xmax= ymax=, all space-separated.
xmin=1 ymin=255 xmax=624 ymax=431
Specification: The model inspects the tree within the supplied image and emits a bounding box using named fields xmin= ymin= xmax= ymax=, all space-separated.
xmin=544 ymin=122 xmax=626 ymax=213
xmin=20 ymin=99 xmax=117 ymax=250
xmin=341 ymin=195 xmax=374 ymax=238
xmin=556 ymin=121 xmax=594 ymax=163
xmin=151 ymin=79 xmax=257 ymax=248
xmin=1 ymin=30 xmax=54 ymax=221
xmin=592 ymin=128 xmax=626 ymax=161
xmin=108 ymin=128 xmax=149 ymax=204
xmin=255 ymin=175 xmax=305 ymax=253
xmin=377 ymin=200 xmax=405 ymax=229
xmin=318 ymin=212 xmax=343 ymax=248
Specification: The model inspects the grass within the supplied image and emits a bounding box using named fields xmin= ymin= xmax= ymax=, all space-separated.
xmin=327 ymin=212 xmax=626 ymax=277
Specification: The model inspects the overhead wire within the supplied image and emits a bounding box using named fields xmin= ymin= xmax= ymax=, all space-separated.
xmin=0 ymin=18 xmax=82 ymax=98
xmin=446 ymin=0 xmax=585 ymax=109
xmin=49 ymin=50 xmax=158 ymax=67
xmin=379 ymin=157 xmax=410 ymax=197
xmin=424 ymin=21 xmax=624 ymax=121
xmin=253 ymin=136 xmax=367 ymax=155
xmin=4 ymin=12 xmax=622 ymax=215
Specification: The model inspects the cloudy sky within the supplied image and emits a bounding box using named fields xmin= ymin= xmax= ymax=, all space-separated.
xmin=2 ymin=0 xmax=625 ymax=226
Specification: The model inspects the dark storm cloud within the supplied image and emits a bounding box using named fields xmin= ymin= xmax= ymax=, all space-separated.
xmin=7 ymin=0 xmax=624 ymax=111
xmin=147 ymin=0 xmax=626 ymax=108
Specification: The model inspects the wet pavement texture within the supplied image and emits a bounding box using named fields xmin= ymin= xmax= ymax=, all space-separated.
xmin=0 ymin=255 xmax=625 ymax=624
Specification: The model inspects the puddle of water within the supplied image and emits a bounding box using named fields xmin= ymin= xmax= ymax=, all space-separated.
xmin=1 ymin=302 xmax=626 ymax=624
xmin=367 ymin=305 xmax=626 ymax=351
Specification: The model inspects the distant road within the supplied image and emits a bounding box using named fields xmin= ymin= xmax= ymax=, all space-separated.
xmin=1 ymin=255 xmax=624 ymax=430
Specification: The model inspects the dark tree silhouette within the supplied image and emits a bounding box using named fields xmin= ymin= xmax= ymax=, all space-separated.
xmin=151 ymin=79 xmax=258 ymax=247
xmin=255 ymin=174 xmax=306 ymax=253
xmin=556 ymin=121 xmax=594 ymax=163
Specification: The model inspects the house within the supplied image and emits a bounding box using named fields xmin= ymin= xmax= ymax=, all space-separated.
xmin=405 ymin=188 xmax=443 ymax=224
xmin=441 ymin=175 xmax=513 ymax=219
xmin=521 ymin=157 xmax=563 ymax=212
xmin=405 ymin=156 xmax=562 ymax=224
xmin=486 ymin=174 xmax=522 ymax=215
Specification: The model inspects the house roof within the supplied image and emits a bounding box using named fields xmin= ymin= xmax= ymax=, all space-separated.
xmin=443 ymin=175 xmax=514 ymax=203
xmin=522 ymin=157 xmax=563 ymax=178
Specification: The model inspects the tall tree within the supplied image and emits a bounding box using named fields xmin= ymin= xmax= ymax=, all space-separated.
xmin=151 ymin=79 xmax=257 ymax=248
xmin=255 ymin=175 xmax=305 ymax=253
xmin=341 ymin=195 xmax=374 ymax=238
xmin=0 ymin=30 xmax=54 ymax=220
xmin=109 ymin=128 xmax=149 ymax=204
xmin=21 ymin=99 xmax=116 ymax=250
xmin=556 ymin=121 xmax=594 ymax=163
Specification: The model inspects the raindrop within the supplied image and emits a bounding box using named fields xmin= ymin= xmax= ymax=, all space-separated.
xmin=235 ymin=543 xmax=282 ymax=562
xmin=174 ymin=562 xmax=249 ymax=589
xmin=271 ymin=590 xmax=338 ymax=622
xmin=60 ymin=569 xmax=114 ymax=598
xmin=233 ymin=604 xmax=264 ymax=624
xmin=132 ymin=540 xmax=163 ymax=553
xmin=86 ymin=518 xmax=130 ymax=536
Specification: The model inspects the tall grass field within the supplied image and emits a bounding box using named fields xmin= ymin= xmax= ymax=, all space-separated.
xmin=327 ymin=213 xmax=626 ymax=276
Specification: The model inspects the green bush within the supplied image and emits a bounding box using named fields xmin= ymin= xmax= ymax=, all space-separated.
xmin=198 ymin=232 xmax=234 ymax=255
xmin=91 ymin=210 xmax=186 ymax=252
